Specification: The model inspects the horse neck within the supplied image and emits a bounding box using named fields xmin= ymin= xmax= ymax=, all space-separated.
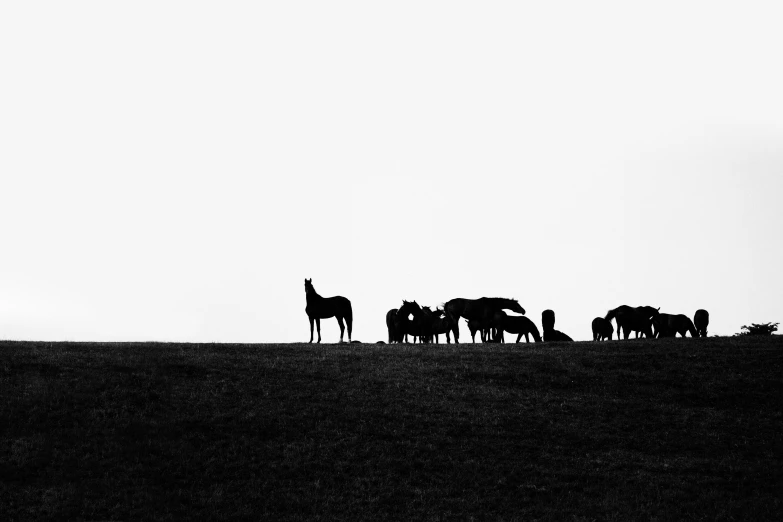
xmin=306 ymin=288 xmax=322 ymax=304
xmin=530 ymin=325 xmax=542 ymax=342
xmin=484 ymin=298 xmax=514 ymax=309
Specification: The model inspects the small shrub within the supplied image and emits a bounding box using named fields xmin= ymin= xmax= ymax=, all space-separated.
xmin=736 ymin=322 xmax=779 ymax=336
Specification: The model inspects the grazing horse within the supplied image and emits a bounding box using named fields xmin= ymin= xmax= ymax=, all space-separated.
xmin=386 ymin=309 xmax=404 ymax=344
xmin=605 ymin=305 xmax=659 ymax=339
xmin=592 ymin=317 xmax=614 ymax=341
xmin=444 ymin=297 xmax=526 ymax=343
xmin=499 ymin=315 xmax=541 ymax=343
xmin=304 ymin=278 xmax=352 ymax=343
xmin=541 ymin=309 xmax=573 ymax=342
xmin=694 ymin=309 xmax=709 ymax=337
xmin=395 ymin=300 xmax=425 ymax=343
xmin=654 ymin=313 xmax=698 ymax=338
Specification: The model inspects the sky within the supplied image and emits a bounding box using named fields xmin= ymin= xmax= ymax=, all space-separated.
xmin=1 ymin=2 xmax=782 ymax=343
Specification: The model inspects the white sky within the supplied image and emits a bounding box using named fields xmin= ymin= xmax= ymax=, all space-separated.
xmin=1 ymin=2 xmax=781 ymax=342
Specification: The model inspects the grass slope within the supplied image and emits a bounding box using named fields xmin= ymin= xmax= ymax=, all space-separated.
xmin=1 ymin=336 xmax=781 ymax=521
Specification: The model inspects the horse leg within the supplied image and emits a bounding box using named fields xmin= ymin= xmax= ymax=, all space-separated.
xmin=336 ymin=316 xmax=345 ymax=343
xmin=346 ymin=314 xmax=352 ymax=342
xmin=316 ymin=318 xmax=322 ymax=343
xmin=309 ymin=316 xmax=314 ymax=343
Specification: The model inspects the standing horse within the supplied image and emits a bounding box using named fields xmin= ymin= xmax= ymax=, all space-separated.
xmin=425 ymin=308 xmax=453 ymax=344
xmin=499 ymin=315 xmax=541 ymax=343
xmin=304 ymin=278 xmax=352 ymax=343
xmin=444 ymin=297 xmax=526 ymax=343
xmin=654 ymin=313 xmax=698 ymax=338
xmin=605 ymin=305 xmax=659 ymax=339
xmin=694 ymin=309 xmax=709 ymax=337
xmin=466 ymin=310 xmax=507 ymax=342
xmin=386 ymin=309 xmax=404 ymax=344
xmin=395 ymin=300 xmax=425 ymax=343
xmin=592 ymin=317 xmax=614 ymax=341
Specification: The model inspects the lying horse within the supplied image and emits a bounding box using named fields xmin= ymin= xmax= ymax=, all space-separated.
xmin=694 ymin=309 xmax=709 ymax=337
xmin=542 ymin=309 xmax=573 ymax=342
xmin=542 ymin=309 xmax=555 ymax=332
xmin=605 ymin=305 xmax=659 ymax=339
xmin=499 ymin=315 xmax=541 ymax=343
xmin=544 ymin=329 xmax=573 ymax=342
xmin=591 ymin=317 xmax=614 ymax=341
xmin=444 ymin=297 xmax=526 ymax=343
xmin=654 ymin=313 xmax=698 ymax=338
xmin=305 ymin=278 xmax=352 ymax=343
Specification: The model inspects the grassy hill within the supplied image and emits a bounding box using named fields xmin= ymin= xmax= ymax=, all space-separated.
xmin=1 ymin=336 xmax=781 ymax=520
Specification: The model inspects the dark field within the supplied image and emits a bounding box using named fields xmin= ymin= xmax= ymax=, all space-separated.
xmin=1 ymin=337 xmax=781 ymax=521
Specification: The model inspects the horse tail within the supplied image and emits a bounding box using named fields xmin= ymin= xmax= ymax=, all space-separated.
xmin=345 ymin=300 xmax=353 ymax=337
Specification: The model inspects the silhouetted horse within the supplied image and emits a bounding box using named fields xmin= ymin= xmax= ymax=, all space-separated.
xmin=541 ymin=309 xmax=573 ymax=342
xmin=605 ymin=305 xmax=659 ymax=339
xmin=425 ymin=308 xmax=453 ymax=344
xmin=386 ymin=309 xmax=404 ymax=344
xmin=542 ymin=310 xmax=555 ymax=332
xmin=465 ymin=310 xmax=507 ymax=342
xmin=694 ymin=309 xmax=709 ymax=337
xmin=395 ymin=300 xmax=425 ymax=343
xmin=305 ymin=278 xmax=352 ymax=343
xmin=499 ymin=315 xmax=541 ymax=343
xmin=591 ymin=317 xmax=614 ymax=341
xmin=416 ymin=306 xmax=438 ymax=344
xmin=444 ymin=297 xmax=526 ymax=343
xmin=654 ymin=313 xmax=698 ymax=338
xmin=545 ymin=330 xmax=573 ymax=342
xmin=467 ymin=319 xmax=482 ymax=343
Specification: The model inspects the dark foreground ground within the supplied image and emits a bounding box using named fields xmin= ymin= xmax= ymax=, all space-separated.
xmin=1 ymin=336 xmax=781 ymax=521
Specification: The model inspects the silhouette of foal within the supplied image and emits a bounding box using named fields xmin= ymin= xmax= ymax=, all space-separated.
xmin=304 ymin=278 xmax=352 ymax=343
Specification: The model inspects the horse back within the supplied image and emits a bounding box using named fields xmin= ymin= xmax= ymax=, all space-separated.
xmin=306 ymin=295 xmax=351 ymax=319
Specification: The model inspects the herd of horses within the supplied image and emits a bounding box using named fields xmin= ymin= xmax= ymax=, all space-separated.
xmin=305 ymin=278 xmax=710 ymax=344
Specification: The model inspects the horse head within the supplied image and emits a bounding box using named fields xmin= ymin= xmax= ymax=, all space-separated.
xmin=304 ymin=278 xmax=314 ymax=294
xmin=399 ymin=300 xmax=423 ymax=318
xmin=509 ymin=300 xmax=526 ymax=315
